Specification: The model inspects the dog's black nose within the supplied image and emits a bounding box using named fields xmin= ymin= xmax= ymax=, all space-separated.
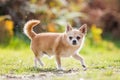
xmin=72 ymin=40 xmax=77 ymax=45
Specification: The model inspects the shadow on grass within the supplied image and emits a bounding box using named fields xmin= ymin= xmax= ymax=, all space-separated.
xmin=25 ymin=67 xmax=80 ymax=74
xmin=26 ymin=67 xmax=56 ymax=72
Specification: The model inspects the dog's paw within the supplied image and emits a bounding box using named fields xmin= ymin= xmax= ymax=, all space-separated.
xmin=40 ymin=63 xmax=45 ymax=67
xmin=82 ymin=65 xmax=87 ymax=71
xmin=57 ymin=68 xmax=63 ymax=71
xmin=57 ymin=67 xmax=65 ymax=71
xmin=83 ymin=67 xmax=87 ymax=71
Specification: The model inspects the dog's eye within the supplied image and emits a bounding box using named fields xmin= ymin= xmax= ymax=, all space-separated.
xmin=76 ymin=36 xmax=81 ymax=40
xmin=69 ymin=36 xmax=73 ymax=40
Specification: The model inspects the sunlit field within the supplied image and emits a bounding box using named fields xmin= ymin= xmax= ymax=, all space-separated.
xmin=0 ymin=0 xmax=120 ymax=80
xmin=0 ymin=37 xmax=120 ymax=80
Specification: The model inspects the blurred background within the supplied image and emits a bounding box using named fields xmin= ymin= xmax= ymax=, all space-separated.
xmin=0 ymin=0 xmax=120 ymax=49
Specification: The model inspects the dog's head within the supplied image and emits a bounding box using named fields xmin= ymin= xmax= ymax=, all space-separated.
xmin=65 ymin=24 xmax=87 ymax=46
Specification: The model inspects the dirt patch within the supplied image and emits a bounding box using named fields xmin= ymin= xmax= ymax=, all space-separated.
xmin=0 ymin=68 xmax=80 ymax=80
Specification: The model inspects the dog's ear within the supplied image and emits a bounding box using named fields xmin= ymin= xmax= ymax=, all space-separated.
xmin=79 ymin=24 xmax=87 ymax=34
xmin=66 ymin=24 xmax=72 ymax=32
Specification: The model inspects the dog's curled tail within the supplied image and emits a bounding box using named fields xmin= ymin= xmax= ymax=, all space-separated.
xmin=24 ymin=20 xmax=40 ymax=39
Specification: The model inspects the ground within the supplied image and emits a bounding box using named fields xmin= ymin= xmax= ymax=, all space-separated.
xmin=0 ymin=45 xmax=120 ymax=80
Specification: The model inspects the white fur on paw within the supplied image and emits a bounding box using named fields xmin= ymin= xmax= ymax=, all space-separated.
xmin=40 ymin=63 xmax=44 ymax=67
xmin=57 ymin=67 xmax=65 ymax=71
xmin=83 ymin=67 xmax=87 ymax=71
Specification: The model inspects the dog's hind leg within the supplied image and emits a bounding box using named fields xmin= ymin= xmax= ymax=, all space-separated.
xmin=33 ymin=51 xmax=44 ymax=68
xmin=34 ymin=56 xmax=44 ymax=68
xmin=34 ymin=57 xmax=37 ymax=68
xmin=36 ymin=52 xmax=44 ymax=67
xmin=35 ymin=56 xmax=44 ymax=67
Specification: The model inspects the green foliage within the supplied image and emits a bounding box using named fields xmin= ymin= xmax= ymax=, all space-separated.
xmin=4 ymin=37 xmax=30 ymax=50
xmin=0 ymin=16 xmax=14 ymax=45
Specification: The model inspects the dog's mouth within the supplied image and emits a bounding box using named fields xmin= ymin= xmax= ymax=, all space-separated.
xmin=72 ymin=43 xmax=77 ymax=45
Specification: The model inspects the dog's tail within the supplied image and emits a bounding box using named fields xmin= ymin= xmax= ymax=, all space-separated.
xmin=23 ymin=20 xmax=40 ymax=39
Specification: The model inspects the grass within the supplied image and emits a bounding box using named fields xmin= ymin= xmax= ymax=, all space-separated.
xmin=0 ymin=37 xmax=120 ymax=80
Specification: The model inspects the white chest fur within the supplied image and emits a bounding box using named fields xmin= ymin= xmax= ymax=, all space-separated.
xmin=60 ymin=37 xmax=85 ymax=57
xmin=60 ymin=48 xmax=78 ymax=57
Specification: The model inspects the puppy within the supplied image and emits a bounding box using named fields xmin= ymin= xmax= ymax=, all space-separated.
xmin=24 ymin=20 xmax=87 ymax=70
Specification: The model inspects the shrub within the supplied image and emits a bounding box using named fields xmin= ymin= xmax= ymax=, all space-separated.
xmin=0 ymin=15 xmax=14 ymax=45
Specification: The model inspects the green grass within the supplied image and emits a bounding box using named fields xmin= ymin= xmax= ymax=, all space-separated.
xmin=0 ymin=37 xmax=120 ymax=80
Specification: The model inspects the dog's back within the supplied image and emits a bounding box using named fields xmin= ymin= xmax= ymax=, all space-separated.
xmin=31 ymin=33 xmax=63 ymax=56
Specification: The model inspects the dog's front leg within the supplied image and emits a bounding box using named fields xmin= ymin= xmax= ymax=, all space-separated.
xmin=55 ymin=55 xmax=63 ymax=70
xmin=72 ymin=53 xmax=87 ymax=71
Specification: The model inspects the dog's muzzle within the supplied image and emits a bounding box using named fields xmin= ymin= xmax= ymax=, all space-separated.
xmin=72 ymin=40 xmax=77 ymax=45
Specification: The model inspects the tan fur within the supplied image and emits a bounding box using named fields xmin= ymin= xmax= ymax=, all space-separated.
xmin=24 ymin=20 xmax=40 ymax=39
xmin=24 ymin=20 xmax=87 ymax=70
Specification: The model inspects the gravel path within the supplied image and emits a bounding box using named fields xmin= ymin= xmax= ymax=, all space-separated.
xmin=0 ymin=68 xmax=80 ymax=80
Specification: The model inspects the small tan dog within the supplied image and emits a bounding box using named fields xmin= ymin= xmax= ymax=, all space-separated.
xmin=24 ymin=20 xmax=87 ymax=70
